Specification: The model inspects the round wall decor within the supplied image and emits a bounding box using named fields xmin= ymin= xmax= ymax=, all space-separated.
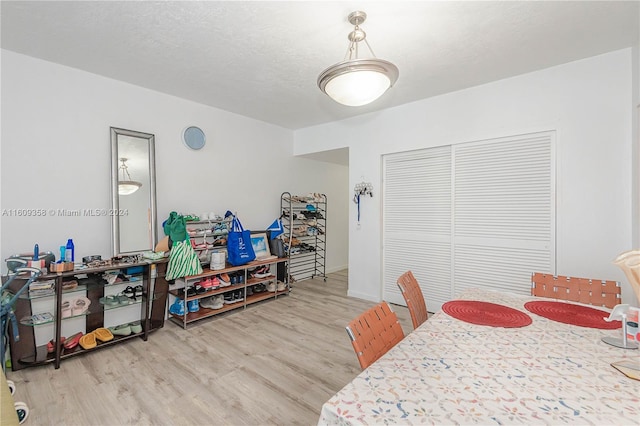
xmin=182 ymin=126 xmax=206 ymax=150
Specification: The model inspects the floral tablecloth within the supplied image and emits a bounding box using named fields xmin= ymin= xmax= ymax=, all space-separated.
xmin=318 ymin=288 xmax=639 ymax=425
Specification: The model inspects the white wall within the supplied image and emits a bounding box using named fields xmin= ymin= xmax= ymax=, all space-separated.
xmin=0 ymin=50 xmax=348 ymax=275
xmin=295 ymin=48 xmax=637 ymax=305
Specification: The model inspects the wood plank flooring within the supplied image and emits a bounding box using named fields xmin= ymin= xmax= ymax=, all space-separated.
xmin=6 ymin=270 xmax=411 ymax=425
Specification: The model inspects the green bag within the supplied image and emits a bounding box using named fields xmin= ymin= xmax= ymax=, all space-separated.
xmin=163 ymin=211 xmax=187 ymax=242
xmin=166 ymin=240 xmax=202 ymax=280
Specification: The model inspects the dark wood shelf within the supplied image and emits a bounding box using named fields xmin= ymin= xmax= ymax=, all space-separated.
xmin=7 ymin=260 xmax=169 ymax=370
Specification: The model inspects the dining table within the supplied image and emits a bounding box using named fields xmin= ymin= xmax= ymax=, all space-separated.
xmin=318 ymin=288 xmax=639 ymax=425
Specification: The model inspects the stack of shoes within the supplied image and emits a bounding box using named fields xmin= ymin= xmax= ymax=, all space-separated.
xmin=200 ymin=295 xmax=224 ymax=310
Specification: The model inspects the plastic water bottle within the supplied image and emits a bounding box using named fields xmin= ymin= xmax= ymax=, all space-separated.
xmin=65 ymin=239 xmax=75 ymax=262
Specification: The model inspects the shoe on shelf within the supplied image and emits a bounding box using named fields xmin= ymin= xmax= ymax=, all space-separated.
xmin=99 ymin=295 xmax=120 ymax=307
xmin=79 ymin=332 xmax=97 ymax=350
xmin=61 ymin=300 xmax=72 ymax=318
xmin=276 ymin=281 xmax=287 ymax=292
xmin=129 ymin=321 xmax=143 ymax=334
xmin=246 ymin=286 xmax=254 ymax=296
xmin=94 ymin=327 xmax=114 ymax=343
xmin=63 ymin=332 xmax=83 ymax=350
xmin=266 ymin=282 xmax=276 ymax=292
xmin=199 ymin=296 xmax=216 ymax=309
xmin=235 ymin=290 xmax=244 ymax=302
xmin=71 ymin=297 xmax=91 ymax=316
xmin=187 ymin=299 xmax=200 ymax=313
xmin=211 ymin=298 xmax=224 ymax=309
xmin=47 ymin=336 xmax=66 ymax=353
xmin=109 ymin=323 xmax=132 ymax=336
xmin=252 ymin=266 xmax=271 ymax=278
xmin=169 ymin=298 xmax=186 ymax=316
xmin=199 ymin=277 xmax=213 ymax=290
xmin=218 ymin=273 xmax=230 ymax=286
xmin=210 ymin=276 xmax=221 ymax=289
xmin=212 ymin=295 xmax=224 ymax=309
xmin=223 ymin=292 xmax=236 ymax=304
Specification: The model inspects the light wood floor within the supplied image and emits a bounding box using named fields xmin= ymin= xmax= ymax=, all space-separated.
xmin=6 ymin=270 xmax=411 ymax=425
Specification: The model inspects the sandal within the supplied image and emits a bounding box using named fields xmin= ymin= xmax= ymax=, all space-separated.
xmin=47 ymin=336 xmax=66 ymax=353
xmin=63 ymin=332 xmax=83 ymax=350
xmin=93 ymin=327 xmax=114 ymax=343
xmin=61 ymin=300 xmax=72 ymax=318
xmin=79 ymin=332 xmax=97 ymax=350
xmin=98 ymin=295 xmax=120 ymax=306
xmin=134 ymin=285 xmax=143 ymax=298
xmin=129 ymin=321 xmax=143 ymax=334
xmin=71 ymin=297 xmax=91 ymax=316
xmin=109 ymin=323 xmax=132 ymax=336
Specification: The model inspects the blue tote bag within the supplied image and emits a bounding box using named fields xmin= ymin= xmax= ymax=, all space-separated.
xmin=226 ymin=213 xmax=256 ymax=266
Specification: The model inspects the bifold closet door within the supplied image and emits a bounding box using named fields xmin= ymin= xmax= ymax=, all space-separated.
xmin=382 ymin=132 xmax=555 ymax=312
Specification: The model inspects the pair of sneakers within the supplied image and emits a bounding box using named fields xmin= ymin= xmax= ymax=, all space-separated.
xmin=266 ymin=281 xmax=287 ymax=292
xmin=169 ymin=298 xmax=186 ymax=316
xmin=169 ymin=298 xmax=199 ymax=315
xmin=252 ymin=265 xmax=271 ymax=278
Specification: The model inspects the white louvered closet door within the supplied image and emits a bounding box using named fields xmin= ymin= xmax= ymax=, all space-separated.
xmin=382 ymin=132 xmax=555 ymax=312
xmin=382 ymin=146 xmax=452 ymax=308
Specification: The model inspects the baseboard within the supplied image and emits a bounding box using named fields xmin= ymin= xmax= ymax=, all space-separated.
xmin=326 ymin=265 xmax=348 ymax=274
xmin=346 ymin=289 xmax=378 ymax=302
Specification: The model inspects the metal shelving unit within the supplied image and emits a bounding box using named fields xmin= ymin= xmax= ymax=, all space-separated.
xmin=281 ymin=192 xmax=326 ymax=282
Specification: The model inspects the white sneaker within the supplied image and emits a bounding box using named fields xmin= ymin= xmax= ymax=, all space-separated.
xmin=266 ymin=282 xmax=276 ymax=292
xmin=276 ymin=281 xmax=287 ymax=292
xmin=199 ymin=296 xmax=216 ymax=309
xmin=211 ymin=296 xmax=224 ymax=309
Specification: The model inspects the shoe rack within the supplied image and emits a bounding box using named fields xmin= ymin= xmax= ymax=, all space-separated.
xmin=185 ymin=216 xmax=233 ymax=267
xmin=280 ymin=192 xmax=327 ymax=282
xmin=166 ymin=257 xmax=289 ymax=330
xmin=4 ymin=260 xmax=169 ymax=370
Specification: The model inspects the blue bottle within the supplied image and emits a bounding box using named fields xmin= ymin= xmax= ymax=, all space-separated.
xmin=65 ymin=239 xmax=75 ymax=262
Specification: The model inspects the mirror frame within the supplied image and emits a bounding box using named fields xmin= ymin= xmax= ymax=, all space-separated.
xmin=110 ymin=127 xmax=158 ymax=255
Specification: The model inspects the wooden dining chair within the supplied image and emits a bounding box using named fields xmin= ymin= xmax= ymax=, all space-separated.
xmin=531 ymin=272 xmax=621 ymax=309
xmin=397 ymin=270 xmax=429 ymax=329
xmin=346 ymin=301 xmax=405 ymax=370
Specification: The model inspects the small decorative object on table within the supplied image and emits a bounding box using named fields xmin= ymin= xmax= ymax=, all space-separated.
xmin=49 ymin=262 xmax=74 ymax=273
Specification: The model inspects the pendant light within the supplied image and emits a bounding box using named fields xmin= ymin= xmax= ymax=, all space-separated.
xmin=118 ymin=158 xmax=142 ymax=195
xmin=318 ymin=11 xmax=399 ymax=107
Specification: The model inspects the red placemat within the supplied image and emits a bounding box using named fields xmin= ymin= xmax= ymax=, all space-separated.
xmin=442 ymin=300 xmax=532 ymax=328
xmin=524 ymin=301 xmax=621 ymax=329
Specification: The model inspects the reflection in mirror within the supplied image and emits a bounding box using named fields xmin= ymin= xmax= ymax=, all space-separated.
xmin=110 ymin=127 xmax=157 ymax=255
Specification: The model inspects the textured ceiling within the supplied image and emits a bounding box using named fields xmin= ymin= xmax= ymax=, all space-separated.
xmin=1 ymin=1 xmax=638 ymax=130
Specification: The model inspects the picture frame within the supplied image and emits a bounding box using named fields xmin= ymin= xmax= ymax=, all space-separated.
xmin=250 ymin=232 xmax=271 ymax=259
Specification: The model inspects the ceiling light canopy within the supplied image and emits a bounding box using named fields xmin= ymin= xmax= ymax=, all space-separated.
xmin=318 ymin=11 xmax=399 ymax=107
xmin=118 ymin=157 xmax=142 ymax=195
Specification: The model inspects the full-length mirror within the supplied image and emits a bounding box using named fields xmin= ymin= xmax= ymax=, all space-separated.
xmin=110 ymin=127 xmax=157 ymax=255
